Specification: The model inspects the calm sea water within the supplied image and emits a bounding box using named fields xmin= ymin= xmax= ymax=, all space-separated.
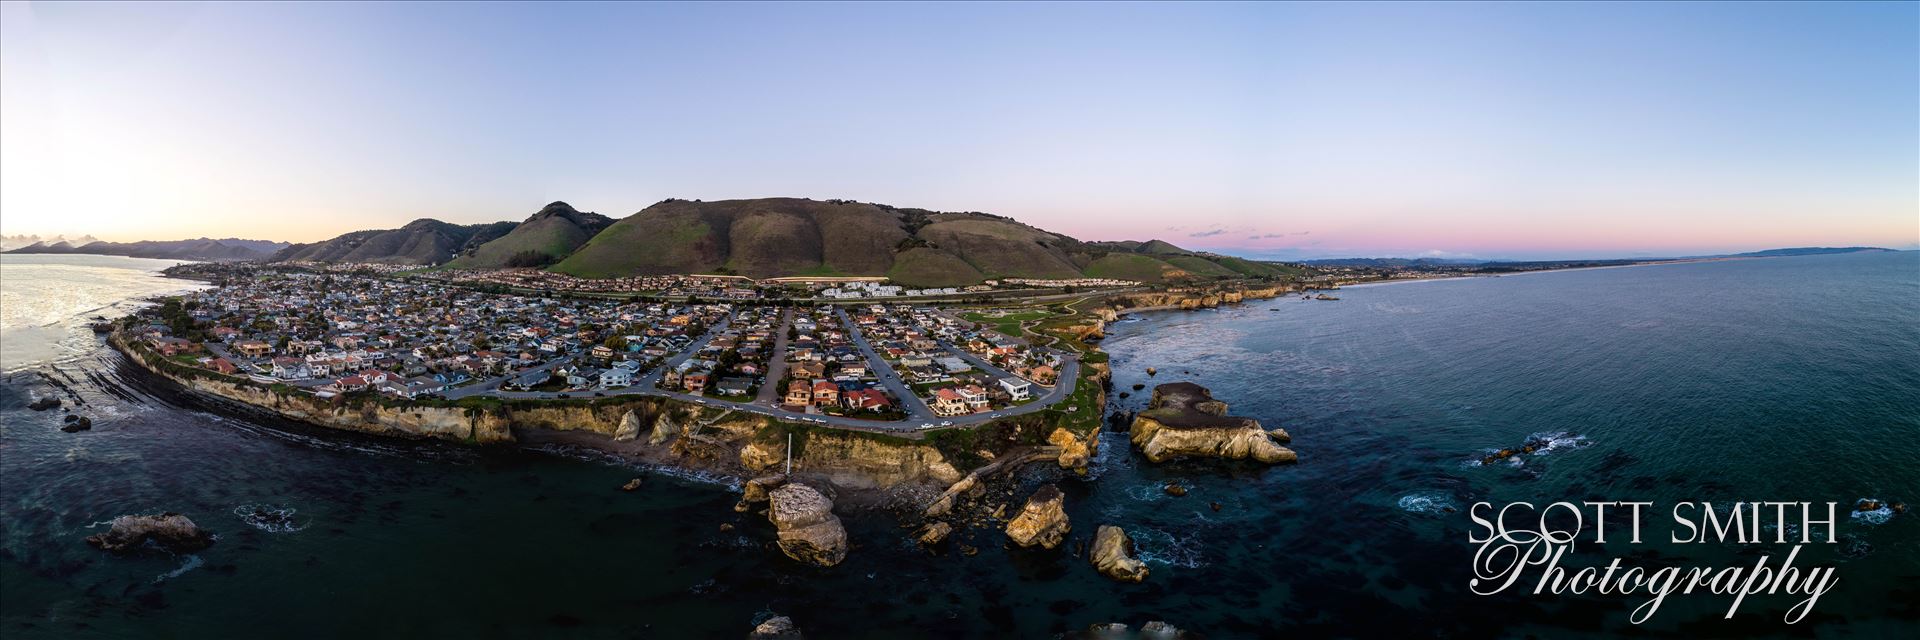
xmin=0 ymin=255 xmax=207 ymax=372
xmin=2 ymin=252 xmax=1916 ymax=638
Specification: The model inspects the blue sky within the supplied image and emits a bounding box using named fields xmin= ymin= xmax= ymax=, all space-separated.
xmin=2 ymin=1 xmax=1914 ymax=259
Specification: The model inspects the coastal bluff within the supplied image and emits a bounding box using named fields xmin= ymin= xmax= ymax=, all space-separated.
xmin=1128 ymin=382 xmax=1296 ymax=464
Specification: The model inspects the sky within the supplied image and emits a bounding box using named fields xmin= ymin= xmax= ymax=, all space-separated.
xmin=1 ymin=2 xmax=1914 ymax=260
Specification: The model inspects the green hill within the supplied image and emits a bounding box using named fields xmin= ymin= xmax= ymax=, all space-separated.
xmin=1085 ymin=253 xmax=1181 ymax=283
xmin=292 ymin=196 xmax=1299 ymax=286
xmin=272 ymin=218 xmax=515 ymax=265
xmin=444 ymin=202 xmax=614 ymax=269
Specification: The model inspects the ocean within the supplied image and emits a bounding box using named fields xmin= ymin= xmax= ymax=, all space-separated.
xmin=1 ymin=251 xmax=1916 ymax=638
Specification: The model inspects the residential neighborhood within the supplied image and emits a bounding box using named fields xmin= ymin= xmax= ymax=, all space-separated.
xmin=127 ymin=266 xmax=1081 ymax=432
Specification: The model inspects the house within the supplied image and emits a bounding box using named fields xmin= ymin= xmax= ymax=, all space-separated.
xmin=591 ymin=345 xmax=615 ymax=360
xmin=270 ymin=357 xmax=311 ymax=380
xmin=843 ymin=388 xmax=891 ymax=412
xmin=810 ymin=380 xmax=839 ymax=407
xmin=784 ymin=380 xmax=812 ymax=406
xmin=716 ymin=377 xmax=753 ymax=396
xmin=599 ymin=368 xmax=634 ymax=388
xmin=235 ymin=340 xmax=273 ymax=357
xmin=789 ymin=362 xmax=826 ymax=379
xmin=210 ymin=326 xmax=241 ymax=342
xmin=935 ymin=356 xmax=973 ymax=373
xmin=955 ymin=384 xmax=990 ymax=412
xmin=405 ymin=377 xmax=445 ymax=398
xmin=566 ymin=368 xmax=598 ymax=388
xmin=931 ymin=388 xmax=968 ymax=417
xmin=509 ymin=369 xmax=551 ymax=390
xmin=683 ymin=371 xmax=710 ymax=392
xmin=207 ymin=358 xmax=239 ymax=375
xmin=998 ymin=377 xmax=1032 ymax=401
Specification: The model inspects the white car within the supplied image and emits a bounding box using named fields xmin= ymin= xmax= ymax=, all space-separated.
xmin=939 ymin=420 xmax=954 ymax=427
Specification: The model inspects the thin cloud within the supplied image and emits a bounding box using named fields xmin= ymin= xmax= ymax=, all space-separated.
xmin=1248 ymin=231 xmax=1310 ymax=240
xmin=1188 ymin=229 xmax=1228 ymax=238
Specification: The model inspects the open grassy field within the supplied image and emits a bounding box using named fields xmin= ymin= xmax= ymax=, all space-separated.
xmin=959 ymin=309 xmax=1057 ymax=337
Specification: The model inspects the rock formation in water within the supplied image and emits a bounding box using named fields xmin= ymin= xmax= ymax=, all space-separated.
xmin=916 ymin=522 xmax=953 ymax=546
xmin=749 ymin=614 xmax=804 ymax=639
xmin=767 ymin=483 xmax=848 ymax=566
xmin=1129 ymin=382 xmax=1296 ymax=464
xmin=1004 ymin=484 xmax=1071 ymax=549
xmin=735 ymin=474 xmax=787 ymax=512
xmin=1089 ymin=525 xmax=1149 ymax=583
xmin=84 ymin=513 xmax=215 ymax=554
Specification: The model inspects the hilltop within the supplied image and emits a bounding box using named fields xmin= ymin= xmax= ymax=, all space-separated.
xmin=443 ymin=201 xmax=615 ymax=269
xmin=271 ymin=219 xmax=516 ymax=265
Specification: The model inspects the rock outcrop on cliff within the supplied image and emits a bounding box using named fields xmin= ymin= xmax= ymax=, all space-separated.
xmin=85 ymin=513 xmax=214 ymax=554
xmin=648 ymin=412 xmax=680 ymax=445
xmin=1129 ymin=382 xmax=1296 ymax=464
xmin=1049 ymin=427 xmax=1096 ymax=474
xmin=768 ymin=483 xmax=848 ymax=567
xmin=613 ymin=410 xmax=643 ymax=442
xmin=1089 ymin=525 xmax=1149 ymax=582
xmin=735 ymin=474 xmax=787 ymax=512
xmin=1005 ymin=484 xmax=1071 ymax=549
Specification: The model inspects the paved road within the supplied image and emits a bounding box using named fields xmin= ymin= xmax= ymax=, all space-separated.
xmin=753 ymin=309 xmax=793 ymax=406
xmin=834 ymin=307 xmax=935 ymax=421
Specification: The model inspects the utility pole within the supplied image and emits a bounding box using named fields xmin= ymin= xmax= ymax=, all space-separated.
xmin=785 ymin=432 xmax=792 ymax=475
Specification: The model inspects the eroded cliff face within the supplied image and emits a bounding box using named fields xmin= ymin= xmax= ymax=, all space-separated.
xmin=117 ymin=335 xmax=516 ymax=443
xmin=1105 ymin=285 xmax=1291 ymax=315
xmin=1129 ymin=382 xmax=1296 ymax=464
xmin=790 ymin=431 xmax=963 ymax=489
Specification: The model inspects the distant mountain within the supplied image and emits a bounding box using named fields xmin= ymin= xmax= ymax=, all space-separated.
xmin=2 ymin=234 xmax=99 ymax=251
xmin=1728 ymin=247 xmax=1893 ymax=258
xmin=443 ymin=201 xmax=615 ymax=269
xmin=1302 ymin=257 xmax=1486 ymax=268
xmin=4 ymin=237 xmax=290 ymax=261
xmin=271 ymin=219 xmax=516 ymax=265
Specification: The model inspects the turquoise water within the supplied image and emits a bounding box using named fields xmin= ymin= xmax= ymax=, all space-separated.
xmin=2 ymin=251 xmax=1916 ymax=638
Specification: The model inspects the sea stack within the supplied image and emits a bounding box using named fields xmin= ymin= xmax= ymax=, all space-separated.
xmin=84 ymin=513 xmax=214 ymax=554
xmin=1129 ymin=382 xmax=1297 ymax=464
xmin=1004 ymin=484 xmax=1071 ymax=549
xmin=1089 ymin=525 xmax=1150 ymax=583
xmin=767 ymin=483 xmax=847 ymax=567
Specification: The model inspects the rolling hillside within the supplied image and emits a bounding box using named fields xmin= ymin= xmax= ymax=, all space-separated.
xmin=272 ymin=219 xmax=515 ymax=265
xmin=444 ymin=202 xmax=614 ymax=269
xmin=281 ymin=197 xmax=1296 ymax=285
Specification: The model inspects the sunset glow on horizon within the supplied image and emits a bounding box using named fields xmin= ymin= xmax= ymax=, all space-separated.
xmin=2 ymin=1 xmax=1914 ymax=260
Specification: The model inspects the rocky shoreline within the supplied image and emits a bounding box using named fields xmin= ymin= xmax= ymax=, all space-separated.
xmin=101 ymin=284 xmax=1304 ymax=637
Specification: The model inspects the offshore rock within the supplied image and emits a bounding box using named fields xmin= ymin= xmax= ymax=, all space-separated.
xmin=29 ymin=396 xmax=61 ymax=411
xmin=735 ymin=474 xmax=787 ymax=512
xmin=1005 ymin=484 xmax=1071 ymax=549
xmin=85 ymin=513 xmax=214 ymax=554
xmin=1130 ymin=382 xmax=1297 ymax=464
xmin=767 ymin=483 xmax=847 ymax=567
xmin=1090 ymin=525 xmax=1149 ymax=583
xmin=621 ymin=477 xmax=644 ymax=492
xmin=749 ymin=615 xmax=804 ymax=640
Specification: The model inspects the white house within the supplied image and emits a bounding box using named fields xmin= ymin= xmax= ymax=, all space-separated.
xmin=998 ymin=377 xmax=1032 ymax=401
xmin=599 ymin=368 xmax=634 ymax=388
